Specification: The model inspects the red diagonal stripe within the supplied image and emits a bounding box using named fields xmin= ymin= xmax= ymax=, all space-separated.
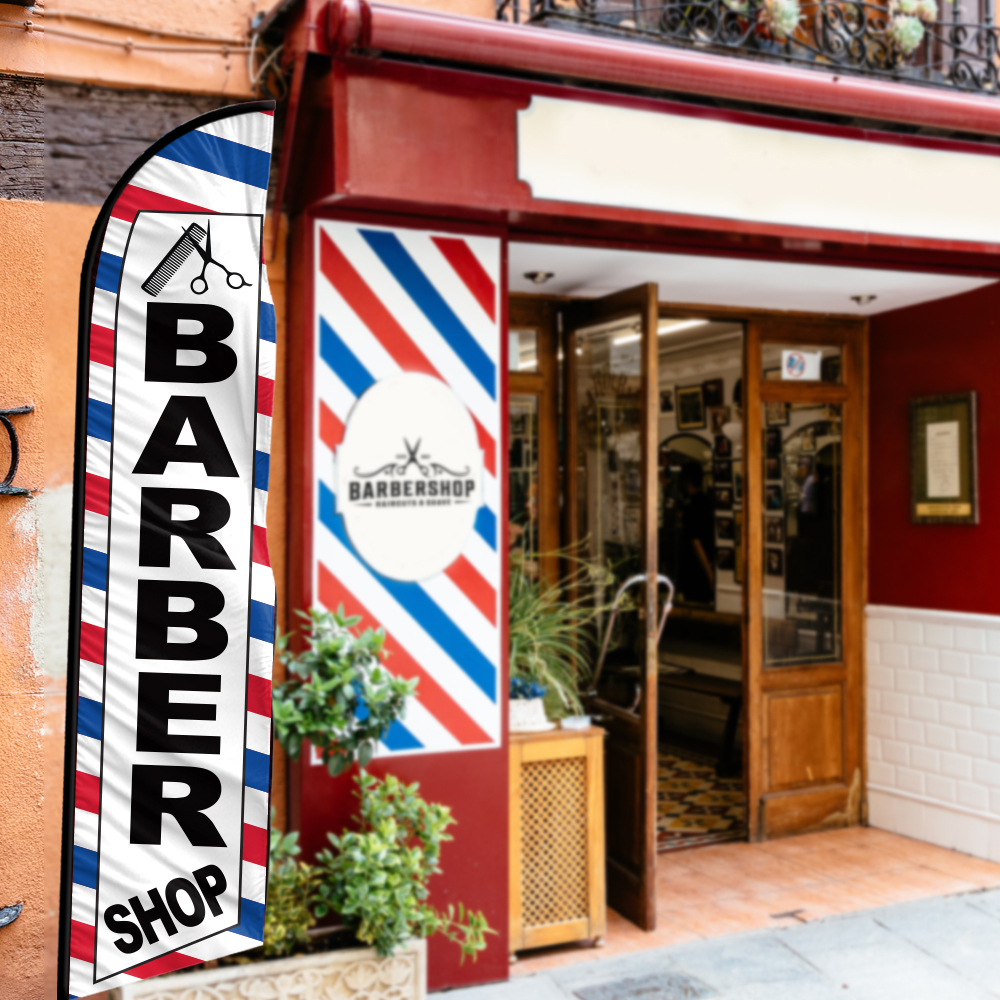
xmin=247 ymin=674 xmax=271 ymax=718
xmin=321 ymin=231 xmax=438 ymax=377
xmin=131 ymin=951 xmax=201 ymax=979
xmin=431 ymin=236 xmax=496 ymax=322
xmin=243 ymin=822 xmax=268 ymax=866
xmin=318 ymin=230 xmax=497 ymax=474
xmin=110 ymin=184 xmax=210 ymax=223
xmin=319 ymin=400 xmax=344 ymax=452
xmin=257 ymin=375 xmax=274 ymax=417
xmin=89 ymin=324 xmax=114 ymax=368
xmin=80 ymin=622 xmax=105 ymax=666
xmin=252 ymin=524 xmax=270 ymax=566
xmin=472 ymin=414 xmax=496 ymax=477
xmin=70 ymin=920 xmax=95 ymax=962
xmin=85 ymin=474 xmax=110 ymax=517
xmin=75 ymin=770 xmax=100 ymax=813
xmin=318 ymin=564 xmax=490 ymax=745
xmin=445 ymin=556 xmax=497 ymax=626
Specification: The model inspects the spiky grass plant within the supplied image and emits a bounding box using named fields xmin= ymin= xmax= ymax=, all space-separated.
xmin=508 ymin=550 xmax=618 ymax=717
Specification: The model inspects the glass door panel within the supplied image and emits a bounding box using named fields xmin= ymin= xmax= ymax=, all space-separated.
xmin=509 ymin=394 xmax=540 ymax=567
xmin=763 ymin=403 xmax=842 ymax=667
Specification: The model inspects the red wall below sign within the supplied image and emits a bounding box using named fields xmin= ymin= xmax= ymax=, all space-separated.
xmin=869 ymin=280 xmax=1000 ymax=614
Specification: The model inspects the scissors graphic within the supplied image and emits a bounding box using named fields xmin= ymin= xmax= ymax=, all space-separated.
xmin=189 ymin=221 xmax=252 ymax=295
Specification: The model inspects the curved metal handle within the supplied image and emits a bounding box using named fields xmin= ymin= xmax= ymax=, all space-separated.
xmin=589 ymin=572 xmax=675 ymax=694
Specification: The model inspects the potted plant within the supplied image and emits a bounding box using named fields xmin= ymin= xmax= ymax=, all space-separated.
xmin=507 ymin=551 xmax=611 ymax=732
xmin=116 ymin=608 xmax=491 ymax=1000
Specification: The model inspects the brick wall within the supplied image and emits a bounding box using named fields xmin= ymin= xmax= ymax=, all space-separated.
xmin=867 ymin=605 xmax=1000 ymax=862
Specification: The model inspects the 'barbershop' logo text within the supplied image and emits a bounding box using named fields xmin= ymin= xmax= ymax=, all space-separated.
xmin=346 ymin=438 xmax=477 ymax=508
xmin=335 ymin=374 xmax=484 ymax=582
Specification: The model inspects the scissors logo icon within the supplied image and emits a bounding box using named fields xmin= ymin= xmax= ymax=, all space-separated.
xmin=141 ymin=219 xmax=253 ymax=298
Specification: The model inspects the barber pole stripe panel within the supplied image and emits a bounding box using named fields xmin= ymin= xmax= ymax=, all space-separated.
xmin=312 ymin=221 xmax=502 ymax=757
xmin=65 ymin=106 xmax=275 ymax=1000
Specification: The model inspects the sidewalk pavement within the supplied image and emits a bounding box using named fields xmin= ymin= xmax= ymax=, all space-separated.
xmin=439 ymin=888 xmax=1000 ymax=1000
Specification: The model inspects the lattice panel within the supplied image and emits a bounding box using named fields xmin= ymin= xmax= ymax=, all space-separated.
xmin=520 ymin=757 xmax=589 ymax=927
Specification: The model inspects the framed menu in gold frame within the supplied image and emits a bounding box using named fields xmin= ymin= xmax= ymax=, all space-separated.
xmin=911 ymin=391 xmax=978 ymax=525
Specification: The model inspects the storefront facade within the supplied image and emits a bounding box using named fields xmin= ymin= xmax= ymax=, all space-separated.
xmin=266 ymin=0 xmax=1000 ymax=989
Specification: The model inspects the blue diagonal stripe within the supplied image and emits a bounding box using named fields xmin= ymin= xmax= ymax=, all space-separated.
xmin=157 ymin=129 xmax=270 ymax=189
xmin=319 ymin=482 xmax=496 ymax=700
xmin=81 ymin=547 xmax=108 ymax=592
xmin=254 ymin=450 xmax=270 ymax=492
xmin=87 ymin=398 xmax=112 ymax=442
xmin=78 ymin=697 xmax=103 ymax=740
xmin=260 ymin=301 xmax=276 ymax=343
xmin=359 ymin=229 xmax=496 ymax=399
xmin=249 ymin=600 xmax=275 ymax=644
xmin=73 ymin=845 xmax=98 ymax=889
xmin=474 ymin=506 xmax=496 ymax=551
xmin=383 ymin=720 xmax=423 ymax=751
xmin=95 ymin=252 xmax=123 ymax=294
xmin=245 ymin=748 xmax=270 ymax=792
xmin=319 ymin=317 xmax=374 ymax=398
xmin=232 ymin=898 xmax=266 ymax=941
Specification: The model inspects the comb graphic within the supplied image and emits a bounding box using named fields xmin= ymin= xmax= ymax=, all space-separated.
xmin=141 ymin=223 xmax=208 ymax=297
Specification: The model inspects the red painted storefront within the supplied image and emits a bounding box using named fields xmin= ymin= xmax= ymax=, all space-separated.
xmin=272 ymin=0 xmax=1000 ymax=988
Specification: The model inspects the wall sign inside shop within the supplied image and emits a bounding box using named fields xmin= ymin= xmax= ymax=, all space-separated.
xmin=59 ymin=103 xmax=277 ymax=1000
xmin=911 ymin=392 xmax=978 ymax=524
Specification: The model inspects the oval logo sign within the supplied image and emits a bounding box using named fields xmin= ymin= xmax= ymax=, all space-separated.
xmin=335 ymin=373 xmax=483 ymax=581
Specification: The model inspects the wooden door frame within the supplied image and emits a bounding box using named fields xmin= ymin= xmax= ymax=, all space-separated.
xmin=508 ymin=295 xmax=561 ymax=582
xmin=744 ymin=317 xmax=868 ymax=840
xmin=564 ymin=284 xmax=660 ymax=930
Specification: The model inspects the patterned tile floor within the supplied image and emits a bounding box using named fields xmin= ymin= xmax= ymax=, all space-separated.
xmin=657 ymin=749 xmax=746 ymax=851
xmin=511 ymin=826 xmax=1000 ymax=975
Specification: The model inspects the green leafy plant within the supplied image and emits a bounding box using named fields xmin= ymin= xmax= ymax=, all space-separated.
xmin=273 ymin=607 xmax=416 ymax=775
xmin=508 ymin=550 xmax=615 ymax=717
xmin=312 ymin=772 xmax=492 ymax=960
xmin=271 ymin=607 xmax=494 ymax=962
xmin=262 ymin=818 xmax=316 ymax=958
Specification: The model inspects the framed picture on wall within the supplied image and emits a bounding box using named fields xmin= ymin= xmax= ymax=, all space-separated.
xmin=765 ymin=457 xmax=781 ymax=480
xmin=660 ymin=389 xmax=674 ymax=413
xmin=713 ymin=459 xmax=733 ymax=483
xmin=766 ymin=548 xmax=784 ymax=576
xmin=911 ymin=391 xmax=979 ymax=524
xmin=714 ymin=434 xmax=732 ymax=457
xmin=703 ymin=378 xmax=724 ymax=408
xmin=715 ymin=486 xmax=733 ymax=509
xmin=766 ymin=484 xmax=783 ymax=510
xmin=765 ymin=401 xmax=789 ymax=427
xmin=709 ymin=405 xmax=731 ymax=435
xmin=717 ymin=547 xmax=735 ymax=570
xmin=765 ymin=517 xmax=784 ymax=543
xmin=677 ymin=385 xmax=706 ymax=429
xmin=716 ymin=516 xmax=735 ymax=540
xmin=765 ymin=428 xmax=783 ymax=457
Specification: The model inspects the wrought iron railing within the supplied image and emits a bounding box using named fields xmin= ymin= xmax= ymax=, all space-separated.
xmin=496 ymin=0 xmax=1000 ymax=95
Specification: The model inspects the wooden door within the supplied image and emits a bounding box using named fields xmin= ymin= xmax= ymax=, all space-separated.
xmin=744 ymin=317 xmax=866 ymax=839
xmin=565 ymin=284 xmax=660 ymax=929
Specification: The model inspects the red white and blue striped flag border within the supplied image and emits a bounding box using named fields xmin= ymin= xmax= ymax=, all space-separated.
xmin=59 ymin=101 xmax=277 ymax=1000
xmin=312 ymin=220 xmax=502 ymax=756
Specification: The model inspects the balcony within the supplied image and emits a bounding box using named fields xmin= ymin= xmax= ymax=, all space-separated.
xmin=496 ymin=0 xmax=1000 ymax=95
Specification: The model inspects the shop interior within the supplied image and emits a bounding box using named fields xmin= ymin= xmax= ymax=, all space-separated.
xmin=505 ymin=239 xmax=990 ymax=861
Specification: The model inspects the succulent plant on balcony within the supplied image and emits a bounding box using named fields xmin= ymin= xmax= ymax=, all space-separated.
xmin=758 ymin=0 xmax=802 ymax=40
xmin=890 ymin=13 xmax=926 ymax=55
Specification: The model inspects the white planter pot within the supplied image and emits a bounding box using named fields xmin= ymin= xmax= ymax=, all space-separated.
xmin=112 ymin=938 xmax=427 ymax=1000
xmin=509 ymin=697 xmax=554 ymax=732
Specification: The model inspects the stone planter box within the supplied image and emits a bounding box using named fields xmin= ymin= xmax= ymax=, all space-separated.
xmin=112 ymin=938 xmax=427 ymax=1000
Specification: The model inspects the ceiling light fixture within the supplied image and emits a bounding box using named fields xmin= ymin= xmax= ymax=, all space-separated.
xmin=851 ymin=294 xmax=877 ymax=306
xmin=658 ymin=318 xmax=709 ymax=336
xmin=524 ymin=271 xmax=554 ymax=285
xmin=614 ymin=319 xmax=710 ymax=346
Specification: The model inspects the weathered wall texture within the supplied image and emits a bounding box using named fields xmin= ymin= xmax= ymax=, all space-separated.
xmin=0 ymin=197 xmax=46 ymax=998
xmin=0 ymin=75 xmax=42 ymax=199
xmin=45 ymin=0 xmax=269 ymax=96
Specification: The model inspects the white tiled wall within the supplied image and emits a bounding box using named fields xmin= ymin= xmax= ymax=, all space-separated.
xmin=867 ymin=604 xmax=1000 ymax=862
